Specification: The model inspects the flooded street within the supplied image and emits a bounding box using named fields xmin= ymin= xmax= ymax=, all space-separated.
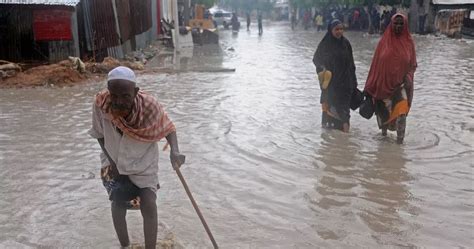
xmin=1 ymin=22 xmax=473 ymax=248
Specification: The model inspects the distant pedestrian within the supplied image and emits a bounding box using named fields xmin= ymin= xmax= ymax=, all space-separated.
xmin=258 ymin=12 xmax=263 ymax=35
xmin=231 ymin=12 xmax=240 ymax=31
xmin=382 ymin=10 xmax=391 ymax=33
xmin=390 ymin=7 xmax=397 ymax=19
xmin=352 ymin=9 xmax=360 ymax=30
xmin=372 ymin=9 xmax=380 ymax=34
xmin=246 ymin=12 xmax=251 ymax=31
xmin=291 ymin=12 xmax=297 ymax=30
xmin=418 ymin=6 xmax=427 ymax=34
xmin=315 ymin=13 xmax=324 ymax=31
xmin=302 ymin=10 xmax=311 ymax=30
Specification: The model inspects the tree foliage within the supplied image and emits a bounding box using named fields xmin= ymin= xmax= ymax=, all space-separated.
xmin=289 ymin=0 xmax=410 ymax=8
xmin=192 ymin=0 xmax=216 ymax=8
xmin=194 ymin=0 xmax=410 ymax=12
xmin=219 ymin=0 xmax=275 ymax=12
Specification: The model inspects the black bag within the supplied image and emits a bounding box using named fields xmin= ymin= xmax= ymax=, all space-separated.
xmin=359 ymin=93 xmax=375 ymax=119
xmin=350 ymin=88 xmax=364 ymax=110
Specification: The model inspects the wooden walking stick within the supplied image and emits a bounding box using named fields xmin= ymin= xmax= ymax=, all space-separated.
xmin=174 ymin=165 xmax=219 ymax=249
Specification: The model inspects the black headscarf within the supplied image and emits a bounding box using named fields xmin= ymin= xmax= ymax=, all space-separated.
xmin=327 ymin=19 xmax=342 ymax=33
xmin=312 ymin=19 xmax=358 ymax=119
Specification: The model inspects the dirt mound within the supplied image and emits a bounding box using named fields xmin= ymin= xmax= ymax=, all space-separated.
xmin=0 ymin=57 xmax=145 ymax=88
xmin=0 ymin=59 xmax=88 ymax=88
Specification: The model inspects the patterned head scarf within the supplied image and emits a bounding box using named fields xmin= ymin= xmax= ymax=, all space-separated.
xmin=95 ymin=67 xmax=176 ymax=142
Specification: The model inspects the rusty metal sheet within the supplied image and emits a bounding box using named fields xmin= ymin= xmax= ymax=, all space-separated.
xmin=87 ymin=0 xmax=119 ymax=50
xmin=115 ymin=0 xmax=131 ymax=43
xmin=130 ymin=0 xmax=151 ymax=35
xmin=33 ymin=9 xmax=73 ymax=41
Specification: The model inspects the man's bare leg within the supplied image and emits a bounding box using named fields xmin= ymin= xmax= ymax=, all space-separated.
xmin=139 ymin=188 xmax=157 ymax=249
xmin=112 ymin=201 xmax=130 ymax=247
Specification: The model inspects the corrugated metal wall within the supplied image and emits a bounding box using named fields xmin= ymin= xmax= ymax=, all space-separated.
xmin=79 ymin=0 xmax=93 ymax=51
xmin=48 ymin=40 xmax=75 ymax=62
xmin=0 ymin=5 xmax=28 ymax=60
xmin=0 ymin=0 xmax=158 ymax=62
xmin=87 ymin=0 xmax=119 ymax=50
xmin=135 ymin=29 xmax=148 ymax=49
xmin=115 ymin=0 xmax=131 ymax=42
xmin=79 ymin=0 xmax=121 ymax=60
xmin=0 ymin=6 xmax=35 ymax=61
xmin=152 ymin=0 xmax=158 ymax=39
xmin=0 ymin=4 xmax=75 ymax=62
xmin=130 ymin=0 xmax=151 ymax=35
xmin=78 ymin=0 xmax=154 ymax=61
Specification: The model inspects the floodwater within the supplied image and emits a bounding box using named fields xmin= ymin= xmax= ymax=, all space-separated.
xmin=1 ymin=22 xmax=473 ymax=248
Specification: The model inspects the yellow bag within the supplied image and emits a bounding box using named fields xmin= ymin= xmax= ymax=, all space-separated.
xmin=318 ymin=70 xmax=332 ymax=90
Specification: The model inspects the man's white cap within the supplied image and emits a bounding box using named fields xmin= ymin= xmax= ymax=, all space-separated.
xmin=107 ymin=66 xmax=136 ymax=83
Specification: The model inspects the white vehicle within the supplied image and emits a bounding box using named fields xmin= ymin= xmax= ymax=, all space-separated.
xmin=210 ymin=9 xmax=232 ymax=28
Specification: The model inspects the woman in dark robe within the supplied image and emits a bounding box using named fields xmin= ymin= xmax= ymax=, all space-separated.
xmin=313 ymin=19 xmax=358 ymax=132
xmin=364 ymin=14 xmax=417 ymax=144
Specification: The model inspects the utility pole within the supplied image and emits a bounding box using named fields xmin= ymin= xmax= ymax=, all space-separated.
xmin=172 ymin=0 xmax=180 ymax=52
xmin=183 ymin=0 xmax=190 ymax=26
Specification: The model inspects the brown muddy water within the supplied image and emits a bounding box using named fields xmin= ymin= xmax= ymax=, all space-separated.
xmin=0 ymin=22 xmax=473 ymax=248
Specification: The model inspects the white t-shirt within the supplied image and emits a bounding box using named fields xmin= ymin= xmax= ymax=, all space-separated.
xmin=89 ymin=103 xmax=159 ymax=190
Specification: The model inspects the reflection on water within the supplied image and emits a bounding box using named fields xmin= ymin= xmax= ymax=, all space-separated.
xmin=0 ymin=22 xmax=473 ymax=248
xmin=358 ymin=142 xmax=416 ymax=247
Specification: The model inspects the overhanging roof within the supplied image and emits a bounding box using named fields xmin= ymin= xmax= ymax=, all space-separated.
xmin=432 ymin=0 xmax=474 ymax=5
xmin=0 ymin=0 xmax=80 ymax=6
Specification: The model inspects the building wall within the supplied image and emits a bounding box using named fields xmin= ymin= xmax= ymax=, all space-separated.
xmin=115 ymin=0 xmax=132 ymax=43
xmin=0 ymin=5 xmax=76 ymax=63
xmin=156 ymin=0 xmax=162 ymax=35
xmin=122 ymin=39 xmax=132 ymax=55
xmin=161 ymin=0 xmax=174 ymax=22
xmin=0 ymin=5 xmax=35 ymax=61
xmin=71 ymin=10 xmax=80 ymax=58
xmin=78 ymin=0 xmax=154 ymax=60
xmin=49 ymin=40 xmax=76 ymax=62
xmin=151 ymin=0 xmax=158 ymax=39
xmin=87 ymin=0 xmax=120 ymax=50
xmin=1 ymin=0 xmax=158 ymax=63
xmin=434 ymin=9 xmax=469 ymax=36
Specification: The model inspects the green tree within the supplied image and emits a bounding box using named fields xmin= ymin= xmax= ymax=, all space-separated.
xmin=219 ymin=0 xmax=274 ymax=12
xmin=192 ymin=0 xmax=216 ymax=8
xmin=289 ymin=0 xmax=408 ymax=8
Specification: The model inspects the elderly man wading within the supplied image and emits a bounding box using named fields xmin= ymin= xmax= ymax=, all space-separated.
xmin=89 ymin=66 xmax=185 ymax=248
